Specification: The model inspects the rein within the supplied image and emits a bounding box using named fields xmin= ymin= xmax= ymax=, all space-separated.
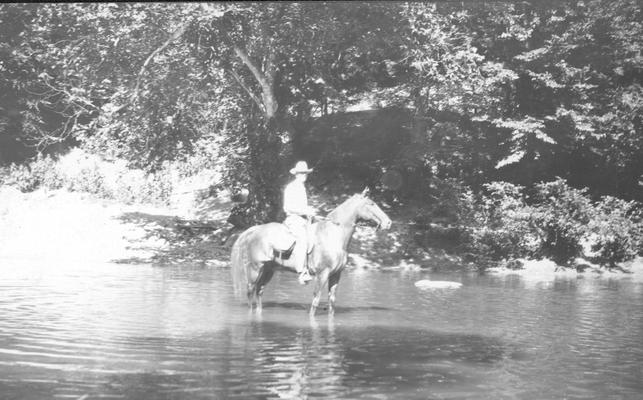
xmin=314 ymin=215 xmax=354 ymax=228
xmin=315 ymin=215 xmax=384 ymax=230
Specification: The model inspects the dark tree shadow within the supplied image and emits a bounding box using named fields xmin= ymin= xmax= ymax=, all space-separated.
xmin=111 ymin=211 xmax=238 ymax=266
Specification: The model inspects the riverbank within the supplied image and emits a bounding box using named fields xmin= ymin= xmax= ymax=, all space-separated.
xmin=487 ymin=258 xmax=643 ymax=283
xmin=0 ymin=185 xmax=229 ymax=267
xmin=1 ymin=185 xmax=641 ymax=281
xmin=0 ymin=183 xmax=421 ymax=269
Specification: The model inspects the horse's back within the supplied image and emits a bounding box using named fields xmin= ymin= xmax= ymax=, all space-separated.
xmin=232 ymin=222 xmax=295 ymax=264
xmin=263 ymin=222 xmax=296 ymax=249
xmin=252 ymin=222 xmax=295 ymax=252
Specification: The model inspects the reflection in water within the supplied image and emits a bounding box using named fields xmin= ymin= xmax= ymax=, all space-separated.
xmin=0 ymin=261 xmax=642 ymax=399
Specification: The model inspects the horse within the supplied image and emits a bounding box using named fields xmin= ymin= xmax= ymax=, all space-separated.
xmin=230 ymin=188 xmax=392 ymax=316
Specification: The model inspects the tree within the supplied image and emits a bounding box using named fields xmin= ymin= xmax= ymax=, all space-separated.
xmin=191 ymin=2 xmax=409 ymax=223
xmin=470 ymin=1 xmax=642 ymax=199
xmin=400 ymin=1 xmax=642 ymax=200
xmin=2 ymin=3 xmax=411 ymax=222
xmin=0 ymin=3 xmax=211 ymax=165
xmin=3 ymin=2 xmax=640 ymax=212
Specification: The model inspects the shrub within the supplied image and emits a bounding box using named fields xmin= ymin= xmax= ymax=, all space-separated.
xmin=426 ymin=177 xmax=477 ymax=223
xmin=138 ymin=170 xmax=174 ymax=205
xmin=415 ymin=178 xmax=474 ymax=252
xmin=530 ymin=178 xmax=594 ymax=266
xmin=416 ymin=177 xmax=643 ymax=270
xmin=31 ymin=155 xmax=65 ymax=190
xmin=0 ymin=166 xmax=7 ymax=186
xmin=417 ymin=179 xmax=535 ymax=268
xmin=3 ymin=154 xmax=64 ymax=192
xmin=110 ymin=173 xmax=137 ymax=204
xmin=5 ymin=163 xmax=39 ymax=192
xmin=106 ymin=166 xmax=174 ymax=206
xmin=413 ymin=177 xmax=642 ymax=270
xmin=66 ymin=164 xmax=111 ymax=197
xmin=463 ymin=182 xmax=536 ymax=264
xmin=588 ymin=196 xmax=643 ymax=268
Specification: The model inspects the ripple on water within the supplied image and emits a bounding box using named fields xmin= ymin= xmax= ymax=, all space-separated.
xmin=1 ymin=266 xmax=643 ymax=399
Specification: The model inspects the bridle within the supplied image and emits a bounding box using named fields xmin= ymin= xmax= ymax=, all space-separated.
xmin=314 ymin=189 xmax=385 ymax=229
xmin=360 ymin=202 xmax=383 ymax=230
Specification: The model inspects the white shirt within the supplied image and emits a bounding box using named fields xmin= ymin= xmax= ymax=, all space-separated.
xmin=283 ymin=179 xmax=312 ymax=217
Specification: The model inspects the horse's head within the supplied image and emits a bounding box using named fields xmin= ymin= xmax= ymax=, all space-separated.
xmin=353 ymin=188 xmax=392 ymax=230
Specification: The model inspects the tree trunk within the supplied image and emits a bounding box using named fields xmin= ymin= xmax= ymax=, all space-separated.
xmin=228 ymin=116 xmax=293 ymax=227
xmin=226 ymin=44 xmax=296 ymax=226
xmin=232 ymin=45 xmax=279 ymax=118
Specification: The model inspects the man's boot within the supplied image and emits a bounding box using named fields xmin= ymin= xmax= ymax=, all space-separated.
xmin=298 ymin=251 xmax=313 ymax=285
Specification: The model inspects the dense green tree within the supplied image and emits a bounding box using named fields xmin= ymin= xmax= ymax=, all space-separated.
xmin=1 ymin=2 xmax=640 ymax=220
xmin=190 ymin=2 xmax=409 ymax=223
xmin=459 ymin=1 xmax=642 ymax=199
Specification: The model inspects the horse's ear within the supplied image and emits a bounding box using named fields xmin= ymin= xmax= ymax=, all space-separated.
xmin=361 ymin=187 xmax=370 ymax=197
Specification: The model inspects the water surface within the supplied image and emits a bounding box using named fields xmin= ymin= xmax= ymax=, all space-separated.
xmin=1 ymin=260 xmax=642 ymax=399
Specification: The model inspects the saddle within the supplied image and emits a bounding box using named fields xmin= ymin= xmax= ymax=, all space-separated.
xmin=271 ymin=222 xmax=314 ymax=261
xmin=269 ymin=224 xmax=296 ymax=260
xmin=273 ymin=241 xmax=295 ymax=260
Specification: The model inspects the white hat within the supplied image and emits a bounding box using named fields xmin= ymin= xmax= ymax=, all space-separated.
xmin=290 ymin=161 xmax=313 ymax=175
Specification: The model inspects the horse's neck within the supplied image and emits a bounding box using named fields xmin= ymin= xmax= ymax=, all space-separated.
xmin=328 ymin=198 xmax=359 ymax=227
xmin=327 ymin=198 xmax=359 ymax=249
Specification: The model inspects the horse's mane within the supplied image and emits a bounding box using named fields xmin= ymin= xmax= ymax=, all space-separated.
xmin=326 ymin=193 xmax=363 ymax=224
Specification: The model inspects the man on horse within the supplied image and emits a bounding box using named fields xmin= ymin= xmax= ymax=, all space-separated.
xmin=283 ymin=161 xmax=315 ymax=285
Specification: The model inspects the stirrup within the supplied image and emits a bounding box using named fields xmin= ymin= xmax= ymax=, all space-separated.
xmin=298 ymin=270 xmax=313 ymax=285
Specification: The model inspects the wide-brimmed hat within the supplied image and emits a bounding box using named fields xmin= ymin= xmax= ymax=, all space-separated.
xmin=290 ymin=161 xmax=313 ymax=175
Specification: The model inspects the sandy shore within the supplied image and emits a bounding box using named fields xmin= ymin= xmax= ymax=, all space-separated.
xmin=2 ymin=185 xmax=641 ymax=282
xmin=0 ymin=186 xmax=233 ymax=268
xmin=0 ymin=185 xmax=387 ymax=269
xmin=0 ymin=186 xmax=171 ymax=265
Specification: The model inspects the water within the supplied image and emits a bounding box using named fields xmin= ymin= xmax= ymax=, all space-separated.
xmin=1 ymin=261 xmax=642 ymax=399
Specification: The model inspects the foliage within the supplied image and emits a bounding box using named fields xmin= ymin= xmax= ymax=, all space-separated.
xmin=415 ymin=179 xmax=534 ymax=267
xmin=588 ymin=196 xmax=643 ymax=268
xmin=397 ymin=1 xmax=643 ymax=200
xmin=4 ymin=164 xmax=41 ymax=192
xmin=65 ymin=164 xmax=109 ymax=197
xmin=403 ymin=3 xmax=518 ymax=117
xmin=486 ymin=1 xmax=642 ymax=198
xmin=1 ymin=2 xmax=641 ymax=229
xmin=461 ymin=182 xmax=537 ymax=266
xmin=1 ymin=150 xmax=182 ymax=205
xmin=191 ymin=3 xmax=410 ymax=224
xmin=529 ymin=178 xmax=595 ymax=266
xmin=416 ymin=177 xmax=642 ymax=269
xmin=528 ymin=179 xmax=643 ymax=268
xmin=3 ymin=154 xmax=63 ymax=192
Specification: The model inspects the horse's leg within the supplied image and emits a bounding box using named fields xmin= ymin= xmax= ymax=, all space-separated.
xmin=255 ymin=262 xmax=275 ymax=314
xmin=309 ymin=269 xmax=330 ymax=317
xmin=255 ymin=263 xmax=275 ymax=315
xmin=246 ymin=262 xmax=262 ymax=313
xmin=309 ymin=278 xmax=323 ymax=318
xmin=328 ymin=272 xmax=341 ymax=316
xmin=246 ymin=283 xmax=255 ymax=313
xmin=255 ymin=295 xmax=263 ymax=316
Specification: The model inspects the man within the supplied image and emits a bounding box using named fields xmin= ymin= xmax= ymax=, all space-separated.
xmin=283 ymin=161 xmax=315 ymax=285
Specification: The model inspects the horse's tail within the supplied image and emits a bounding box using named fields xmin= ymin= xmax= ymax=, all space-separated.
xmin=230 ymin=229 xmax=251 ymax=301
